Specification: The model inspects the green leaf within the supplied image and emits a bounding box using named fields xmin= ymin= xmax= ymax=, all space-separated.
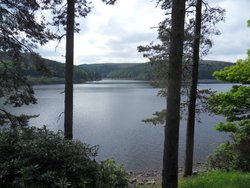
xmin=215 ymin=122 xmax=238 ymax=133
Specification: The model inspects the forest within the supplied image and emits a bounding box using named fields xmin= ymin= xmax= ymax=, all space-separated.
xmin=0 ymin=0 xmax=250 ymax=188
xmin=81 ymin=60 xmax=232 ymax=81
xmin=0 ymin=52 xmax=101 ymax=84
xmin=0 ymin=52 xmax=232 ymax=84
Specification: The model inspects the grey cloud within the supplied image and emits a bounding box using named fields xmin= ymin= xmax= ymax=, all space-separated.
xmin=77 ymin=55 xmax=107 ymax=64
xmin=204 ymin=0 xmax=250 ymax=62
xmin=98 ymin=17 xmax=129 ymax=36
xmin=38 ymin=0 xmax=250 ymax=65
xmin=102 ymin=31 xmax=156 ymax=63
xmin=105 ymin=31 xmax=155 ymax=47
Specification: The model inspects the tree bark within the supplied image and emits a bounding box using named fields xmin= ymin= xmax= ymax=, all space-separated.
xmin=162 ymin=0 xmax=186 ymax=187
xmin=184 ymin=0 xmax=202 ymax=176
xmin=64 ymin=0 xmax=75 ymax=139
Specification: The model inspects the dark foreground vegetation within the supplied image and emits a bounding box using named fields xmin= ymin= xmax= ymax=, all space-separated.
xmin=1 ymin=122 xmax=249 ymax=188
xmin=0 ymin=126 xmax=128 ymax=188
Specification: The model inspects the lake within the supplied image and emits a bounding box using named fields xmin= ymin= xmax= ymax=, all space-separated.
xmin=7 ymin=80 xmax=233 ymax=171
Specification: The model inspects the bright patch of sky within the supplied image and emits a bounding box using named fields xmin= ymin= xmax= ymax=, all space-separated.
xmin=38 ymin=0 xmax=250 ymax=65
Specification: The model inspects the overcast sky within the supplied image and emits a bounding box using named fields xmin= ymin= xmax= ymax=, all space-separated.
xmin=38 ymin=0 xmax=250 ymax=65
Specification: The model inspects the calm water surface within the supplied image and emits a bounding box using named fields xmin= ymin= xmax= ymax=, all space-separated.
xmin=8 ymin=80 xmax=233 ymax=171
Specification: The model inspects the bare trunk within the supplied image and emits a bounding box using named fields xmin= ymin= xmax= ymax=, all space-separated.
xmin=162 ymin=0 xmax=186 ymax=187
xmin=184 ymin=0 xmax=202 ymax=176
xmin=64 ymin=0 xmax=75 ymax=139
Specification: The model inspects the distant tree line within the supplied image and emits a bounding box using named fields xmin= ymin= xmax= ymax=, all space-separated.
xmin=81 ymin=60 xmax=232 ymax=81
xmin=0 ymin=52 xmax=101 ymax=84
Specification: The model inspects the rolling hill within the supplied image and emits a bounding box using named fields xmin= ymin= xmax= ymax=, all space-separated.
xmin=80 ymin=60 xmax=233 ymax=81
xmin=1 ymin=51 xmax=233 ymax=84
xmin=0 ymin=53 xmax=101 ymax=84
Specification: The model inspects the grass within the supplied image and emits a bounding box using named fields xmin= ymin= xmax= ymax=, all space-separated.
xmin=179 ymin=170 xmax=250 ymax=188
xmin=134 ymin=170 xmax=250 ymax=188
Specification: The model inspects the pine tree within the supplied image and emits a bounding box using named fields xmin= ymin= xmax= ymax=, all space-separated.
xmin=0 ymin=0 xmax=57 ymax=126
xmin=162 ymin=1 xmax=186 ymax=187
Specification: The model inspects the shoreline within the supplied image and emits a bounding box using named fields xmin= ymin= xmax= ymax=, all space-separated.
xmin=128 ymin=163 xmax=206 ymax=186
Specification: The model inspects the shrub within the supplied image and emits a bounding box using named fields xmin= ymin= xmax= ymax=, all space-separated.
xmin=207 ymin=120 xmax=250 ymax=171
xmin=0 ymin=126 xmax=128 ymax=187
xmin=98 ymin=159 xmax=128 ymax=188
xmin=207 ymin=142 xmax=237 ymax=170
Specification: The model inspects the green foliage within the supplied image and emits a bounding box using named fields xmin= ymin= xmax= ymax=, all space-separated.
xmin=208 ymin=50 xmax=250 ymax=172
xmin=0 ymin=1 xmax=57 ymax=58
xmin=208 ymin=95 xmax=250 ymax=171
xmin=234 ymin=119 xmax=250 ymax=159
xmin=0 ymin=126 xmax=99 ymax=187
xmin=215 ymin=122 xmax=239 ymax=133
xmin=207 ymin=142 xmax=238 ymax=170
xmin=179 ymin=170 xmax=250 ymax=188
xmin=98 ymin=159 xmax=128 ymax=188
xmin=0 ymin=126 xmax=128 ymax=188
xmin=207 ymin=123 xmax=250 ymax=172
xmin=0 ymin=110 xmax=38 ymax=127
xmin=213 ymin=52 xmax=250 ymax=84
xmin=208 ymin=85 xmax=250 ymax=121
xmin=0 ymin=0 xmax=58 ymax=127
xmin=0 ymin=57 xmax=38 ymax=126
xmin=142 ymin=109 xmax=166 ymax=125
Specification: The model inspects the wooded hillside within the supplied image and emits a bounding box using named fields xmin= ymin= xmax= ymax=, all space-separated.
xmin=80 ymin=60 xmax=233 ymax=81
xmin=0 ymin=52 xmax=233 ymax=83
xmin=0 ymin=53 xmax=101 ymax=84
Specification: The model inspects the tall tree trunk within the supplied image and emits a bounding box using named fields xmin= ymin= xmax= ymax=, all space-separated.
xmin=184 ymin=0 xmax=202 ymax=176
xmin=64 ymin=0 xmax=75 ymax=139
xmin=162 ymin=0 xmax=186 ymax=187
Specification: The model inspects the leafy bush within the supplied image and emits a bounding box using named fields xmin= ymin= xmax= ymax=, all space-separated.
xmin=207 ymin=142 xmax=237 ymax=170
xmin=98 ymin=159 xmax=128 ymax=188
xmin=0 ymin=126 xmax=128 ymax=187
xmin=207 ymin=51 xmax=250 ymax=172
xmin=207 ymin=120 xmax=250 ymax=171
